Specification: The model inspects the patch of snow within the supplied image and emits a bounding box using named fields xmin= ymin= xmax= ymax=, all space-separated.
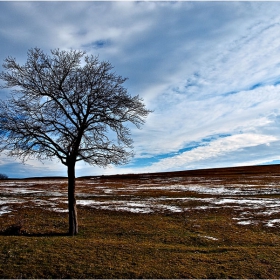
xmin=266 ymin=219 xmax=280 ymax=227
xmin=237 ymin=220 xmax=254 ymax=225
xmin=115 ymin=183 xmax=280 ymax=196
xmin=193 ymin=205 xmax=214 ymax=210
xmin=111 ymin=206 xmax=153 ymax=214
xmin=0 ymin=180 xmax=66 ymax=188
xmin=47 ymin=208 xmax=68 ymax=213
xmin=77 ymin=200 xmax=154 ymax=214
xmin=0 ymin=179 xmax=279 ymax=223
xmin=213 ymin=197 xmax=280 ymax=209
xmin=156 ymin=204 xmax=184 ymax=213
xmin=1 ymin=188 xmax=44 ymax=195
xmin=0 ymin=197 xmax=25 ymax=205
xmin=77 ymin=199 xmax=184 ymax=214
xmin=0 ymin=206 xmax=12 ymax=216
xmin=78 ymin=200 xmax=109 ymax=206
xmin=199 ymin=235 xmax=218 ymax=241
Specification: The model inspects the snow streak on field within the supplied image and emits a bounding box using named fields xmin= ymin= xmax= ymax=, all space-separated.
xmin=0 ymin=173 xmax=280 ymax=228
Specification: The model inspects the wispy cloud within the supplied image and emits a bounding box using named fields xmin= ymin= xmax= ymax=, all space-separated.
xmin=138 ymin=133 xmax=278 ymax=173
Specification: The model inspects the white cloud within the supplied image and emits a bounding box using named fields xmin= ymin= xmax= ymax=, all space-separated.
xmin=130 ymin=84 xmax=280 ymax=159
xmin=133 ymin=133 xmax=279 ymax=173
xmin=0 ymin=153 xmax=67 ymax=178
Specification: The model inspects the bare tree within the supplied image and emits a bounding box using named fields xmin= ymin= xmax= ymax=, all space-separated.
xmin=0 ymin=48 xmax=151 ymax=235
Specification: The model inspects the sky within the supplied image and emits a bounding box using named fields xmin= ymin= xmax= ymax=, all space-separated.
xmin=1 ymin=1 xmax=280 ymax=178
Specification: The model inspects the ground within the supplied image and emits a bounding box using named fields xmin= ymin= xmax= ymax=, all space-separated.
xmin=0 ymin=165 xmax=279 ymax=278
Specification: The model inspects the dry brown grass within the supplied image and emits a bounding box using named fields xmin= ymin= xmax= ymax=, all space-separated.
xmin=0 ymin=165 xmax=280 ymax=278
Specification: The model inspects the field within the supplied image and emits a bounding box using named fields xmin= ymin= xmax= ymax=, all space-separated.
xmin=0 ymin=164 xmax=280 ymax=278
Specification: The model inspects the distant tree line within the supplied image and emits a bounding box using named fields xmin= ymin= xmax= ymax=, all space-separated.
xmin=0 ymin=173 xmax=8 ymax=179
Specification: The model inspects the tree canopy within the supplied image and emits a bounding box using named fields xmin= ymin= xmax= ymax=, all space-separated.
xmin=0 ymin=48 xmax=151 ymax=235
xmin=0 ymin=48 xmax=150 ymax=166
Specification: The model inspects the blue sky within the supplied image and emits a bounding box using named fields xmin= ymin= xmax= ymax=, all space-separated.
xmin=1 ymin=1 xmax=280 ymax=178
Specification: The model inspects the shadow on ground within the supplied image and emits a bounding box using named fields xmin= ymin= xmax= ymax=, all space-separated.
xmin=0 ymin=224 xmax=69 ymax=237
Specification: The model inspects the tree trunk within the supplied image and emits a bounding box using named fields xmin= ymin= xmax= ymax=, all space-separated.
xmin=67 ymin=162 xmax=78 ymax=236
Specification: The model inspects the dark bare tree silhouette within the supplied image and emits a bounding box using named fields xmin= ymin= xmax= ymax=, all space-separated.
xmin=0 ymin=48 xmax=151 ymax=235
